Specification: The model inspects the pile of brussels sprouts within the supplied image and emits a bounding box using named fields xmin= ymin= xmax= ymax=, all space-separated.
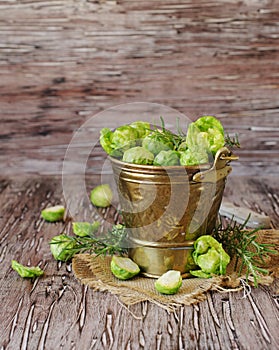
xmin=99 ymin=116 xmax=225 ymax=166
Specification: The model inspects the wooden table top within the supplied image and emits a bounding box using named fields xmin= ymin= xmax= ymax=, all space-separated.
xmin=0 ymin=175 xmax=278 ymax=349
xmin=0 ymin=1 xmax=279 ymax=349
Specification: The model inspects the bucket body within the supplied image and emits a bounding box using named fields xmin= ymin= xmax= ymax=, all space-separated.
xmin=110 ymin=147 xmax=236 ymax=277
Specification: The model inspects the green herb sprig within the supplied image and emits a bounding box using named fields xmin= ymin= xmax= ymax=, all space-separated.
xmin=225 ymin=133 xmax=240 ymax=149
xmin=212 ymin=216 xmax=277 ymax=287
xmin=151 ymin=116 xmax=185 ymax=150
xmin=50 ymin=224 xmax=128 ymax=261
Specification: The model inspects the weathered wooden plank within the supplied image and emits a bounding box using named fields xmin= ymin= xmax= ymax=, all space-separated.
xmin=0 ymin=1 xmax=279 ymax=176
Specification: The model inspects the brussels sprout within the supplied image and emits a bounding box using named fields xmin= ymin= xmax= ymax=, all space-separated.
xmin=155 ymin=270 xmax=182 ymax=295
xmin=41 ymin=205 xmax=65 ymax=222
xmin=72 ymin=221 xmax=100 ymax=237
xmin=154 ymin=150 xmax=180 ymax=166
xmin=50 ymin=234 xmax=76 ymax=261
xmin=11 ymin=260 xmax=44 ymax=278
xmin=110 ymin=256 xmax=140 ymax=280
xmin=100 ymin=125 xmax=138 ymax=157
xmin=177 ymin=141 xmax=188 ymax=152
xmin=112 ymin=125 xmax=138 ymax=153
xmin=142 ymin=131 xmax=173 ymax=155
xmin=122 ymin=146 xmax=154 ymax=165
xmin=90 ymin=184 xmax=113 ymax=208
xmin=190 ymin=235 xmax=230 ymax=278
xmin=186 ymin=116 xmax=225 ymax=156
xmin=179 ymin=147 xmax=209 ymax=166
xmin=100 ymin=128 xmax=114 ymax=155
xmin=130 ymin=121 xmax=151 ymax=139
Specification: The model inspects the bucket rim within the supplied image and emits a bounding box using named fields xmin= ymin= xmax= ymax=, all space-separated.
xmin=108 ymin=155 xmax=211 ymax=172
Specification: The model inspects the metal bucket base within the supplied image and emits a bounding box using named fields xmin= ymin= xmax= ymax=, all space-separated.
xmin=141 ymin=271 xmax=192 ymax=279
xmin=129 ymin=245 xmax=197 ymax=278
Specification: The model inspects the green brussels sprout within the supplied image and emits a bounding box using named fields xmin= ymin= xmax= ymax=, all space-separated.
xmin=100 ymin=125 xmax=138 ymax=157
xmin=177 ymin=141 xmax=188 ymax=152
xmin=112 ymin=125 xmax=138 ymax=153
xmin=142 ymin=131 xmax=173 ymax=155
xmin=130 ymin=121 xmax=151 ymax=139
xmin=11 ymin=260 xmax=44 ymax=278
xmin=154 ymin=150 xmax=180 ymax=166
xmin=122 ymin=146 xmax=154 ymax=165
xmin=90 ymin=184 xmax=113 ymax=208
xmin=110 ymin=256 xmax=140 ymax=280
xmin=49 ymin=234 xmax=76 ymax=261
xmin=186 ymin=116 xmax=225 ymax=156
xmin=190 ymin=235 xmax=230 ymax=278
xmin=155 ymin=270 xmax=182 ymax=295
xmin=100 ymin=128 xmax=114 ymax=155
xmin=179 ymin=147 xmax=209 ymax=166
xmin=41 ymin=205 xmax=65 ymax=222
xmin=72 ymin=221 xmax=100 ymax=237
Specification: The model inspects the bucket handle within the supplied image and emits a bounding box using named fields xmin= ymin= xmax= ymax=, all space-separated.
xmin=192 ymin=147 xmax=238 ymax=183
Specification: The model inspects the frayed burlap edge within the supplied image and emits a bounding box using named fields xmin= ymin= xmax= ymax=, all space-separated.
xmin=72 ymin=229 xmax=279 ymax=312
xmin=72 ymin=254 xmax=216 ymax=312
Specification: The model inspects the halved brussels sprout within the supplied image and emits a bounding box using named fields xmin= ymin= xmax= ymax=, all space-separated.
xmin=41 ymin=205 xmax=65 ymax=222
xmin=90 ymin=184 xmax=113 ymax=208
xmin=155 ymin=270 xmax=182 ymax=295
xmin=110 ymin=256 xmax=140 ymax=280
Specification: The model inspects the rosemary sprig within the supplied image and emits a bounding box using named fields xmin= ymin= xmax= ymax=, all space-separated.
xmin=51 ymin=224 xmax=128 ymax=261
xmin=212 ymin=216 xmax=277 ymax=287
xmin=151 ymin=117 xmax=185 ymax=150
xmin=225 ymin=133 xmax=240 ymax=149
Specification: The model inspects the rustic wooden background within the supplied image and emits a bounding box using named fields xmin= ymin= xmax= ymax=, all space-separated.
xmin=0 ymin=0 xmax=278 ymax=176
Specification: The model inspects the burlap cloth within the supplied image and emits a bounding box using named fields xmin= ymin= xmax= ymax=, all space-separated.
xmin=72 ymin=230 xmax=279 ymax=312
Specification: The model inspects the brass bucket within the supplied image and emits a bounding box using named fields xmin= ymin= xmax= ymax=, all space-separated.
xmin=110 ymin=147 xmax=237 ymax=278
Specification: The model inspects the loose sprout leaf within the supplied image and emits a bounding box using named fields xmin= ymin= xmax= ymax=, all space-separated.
xmin=11 ymin=260 xmax=44 ymax=278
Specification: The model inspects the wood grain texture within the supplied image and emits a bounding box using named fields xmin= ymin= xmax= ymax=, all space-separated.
xmin=0 ymin=175 xmax=278 ymax=349
xmin=0 ymin=0 xmax=278 ymax=176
